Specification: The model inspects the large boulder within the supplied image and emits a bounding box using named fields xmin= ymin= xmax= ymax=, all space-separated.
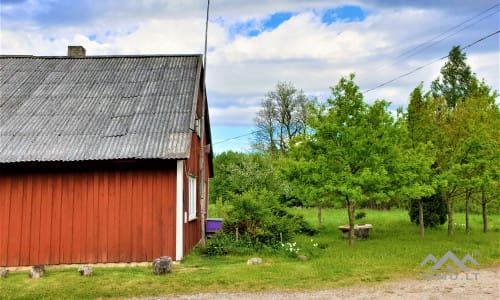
xmin=0 ymin=268 xmax=8 ymax=278
xmin=152 ymin=256 xmax=172 ymax=275
xmin=29 ymin=265 xmax=45 ymax=279
xmin=78 ymin=265 xmax=94 ymax=276
xmin=247 ymin=257 xmax=262 ymax=265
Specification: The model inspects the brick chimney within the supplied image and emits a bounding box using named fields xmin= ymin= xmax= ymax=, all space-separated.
xmin=67 ymin=46 xmax=86 ymax=57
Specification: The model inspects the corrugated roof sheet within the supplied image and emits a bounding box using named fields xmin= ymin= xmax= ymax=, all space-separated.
xmin=0 ymin=55 xmax=203 ymax=163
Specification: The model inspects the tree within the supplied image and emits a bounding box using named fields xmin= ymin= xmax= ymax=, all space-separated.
xmin=431 ymin=46 xmax=475 ymax=109
xmin=254 ymin=82 xmax=313 ymax=154
xmin=444 ymin=93 xmax=499 ymax=234
xmin=285 ymin=139 xmax=332 ymax=226
xmin=409 ymin=193 xmax=447 ymax=228
xmin=297 ymin=74 xmax=400 ymax=246
xmin=430 ymin=45 xmax=498 ymax=236
xmin=401 ymin=84 xmax=438 ymax=237
xmin=209 ymin=151 xmax=286 ymax=204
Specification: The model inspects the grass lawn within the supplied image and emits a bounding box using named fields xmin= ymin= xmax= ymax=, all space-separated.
xmin=1 ymin=208 xmax=499 ymax=299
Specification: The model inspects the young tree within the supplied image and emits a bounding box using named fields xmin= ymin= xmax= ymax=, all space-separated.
xmin=401 ymin=84 xmax=438 ymax=237
xmin=445 ymin=93 xmax=499 ymax=234
xmin=302 ymin=74 xmax=400 ymax=246
xmin=209 ymin=151 xmax=286 ymax=204
xmin=431 ymin=46 xmax=475 ymax=109
xmin=285 ymin=136 xmax=332 ymax=226
xmin=430 ymin=45 xmax=497 ymax=236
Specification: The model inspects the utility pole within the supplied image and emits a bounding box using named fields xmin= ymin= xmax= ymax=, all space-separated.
xmin=199 ymin=0 xmax=210 ymax=248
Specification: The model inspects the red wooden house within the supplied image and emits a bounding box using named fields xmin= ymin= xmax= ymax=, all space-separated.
xmin=0 ymin=47 xmax=213 ymax=267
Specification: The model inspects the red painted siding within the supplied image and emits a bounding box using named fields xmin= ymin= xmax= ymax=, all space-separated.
xmin=181 ymin=125 xmax=210 ymax=255
xmin=0 ymin=165 xmax=178 ymax=267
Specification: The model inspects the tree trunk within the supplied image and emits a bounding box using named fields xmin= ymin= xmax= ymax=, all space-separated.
xmin=465 ymin=190 xmax=471 ymax=235
xmin=346 ymin=196 xmax=355 ymax=247
xmin=482 ymin=189 xmax=488 ymax=233
xmin=419 ymin=198 xmax=424 ymax=238
xmin=317 ymin=202 xmax=322 ymax=226
xmin=447 ymin=196 xmax=454 ymax=236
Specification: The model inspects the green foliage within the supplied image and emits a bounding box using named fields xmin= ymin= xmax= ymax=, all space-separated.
xmin=204 ymin=233 xmax=255 ymax=256
xmin=206 ymin=189 xmax=315 ymax=255
xmin=289 ymin=74 xmax=401 ymax=245
xmin=209 ymin=151 xmax=287 ymax=204
xmin=431 ymin=46 xmax=476 ymax=109
xmin=409 ymin=193 xmax=448 ymax=227
xmin=355 ymin=211 xmax=366 ymax=220
xmin=208 ymin=46 xmax=498 ymax=243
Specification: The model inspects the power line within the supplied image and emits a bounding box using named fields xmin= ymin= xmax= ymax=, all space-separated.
xmin=397 ymin=4 xmax=498 ymax=61
xmin=213 ymin=130 xmax=258 ymax=145
xmin=372 ymin=3 xmax=499 ymax=73
xmin=363 ymin=30 xmax=500 ymax=94
xmin=214 ymin=30 xmax=500 ymax=146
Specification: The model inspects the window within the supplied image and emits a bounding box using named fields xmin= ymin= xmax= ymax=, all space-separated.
xmin=194 ymin=118 xmax=201 ymax=137
xmin=188 ymin=176 xmax=197 ymax=221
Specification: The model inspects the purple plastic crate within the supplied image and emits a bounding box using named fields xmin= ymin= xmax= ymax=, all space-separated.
xmin=206 ymin=218 xmax=223 ymax=234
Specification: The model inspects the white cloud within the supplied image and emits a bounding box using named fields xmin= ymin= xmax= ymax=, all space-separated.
xmin=209 ymin=105 xmax=260 ymax=126
xmin=1 ymin=0 xmax=498 ymax=140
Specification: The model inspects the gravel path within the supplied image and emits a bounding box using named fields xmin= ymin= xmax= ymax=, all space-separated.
xmin=134 ymin=266 xmax=499 ymax=300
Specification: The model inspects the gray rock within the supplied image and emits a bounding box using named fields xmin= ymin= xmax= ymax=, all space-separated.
xmin=29 ymin=265 xmax=45 ymax=279
xmin=247 ymin=257 xmax=262 ymax=265
xmin=0 ymin=268 xmax=8 ymax=278
xmin=152 ymin=256 xmax=172 ymax=275
xmin=78 ymin=265 xmax=94 ymax=276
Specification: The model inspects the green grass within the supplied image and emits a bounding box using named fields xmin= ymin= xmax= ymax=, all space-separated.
xmin=1 ymin=208 xmax=499 ymax=299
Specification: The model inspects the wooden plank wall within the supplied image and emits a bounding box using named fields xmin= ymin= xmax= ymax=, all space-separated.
xmin=182 ymin=121 xmax=208 ymax=255
xmin=0 ymin=168 xmax=177 ymax=267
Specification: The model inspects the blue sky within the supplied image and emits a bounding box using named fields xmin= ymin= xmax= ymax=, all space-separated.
xmin=1 ymin=0 xmax=498 ymax=153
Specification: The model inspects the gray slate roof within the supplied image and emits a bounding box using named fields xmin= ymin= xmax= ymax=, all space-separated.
xmin=0 ymin=55 xmax=204 ymax=163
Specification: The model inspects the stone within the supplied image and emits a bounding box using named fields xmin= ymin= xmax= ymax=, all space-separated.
xmin=247 ymin=257 xmax=262 ymax=265
xmin=29 ymin=265 xmax=45 ymax=279
xmin=0 ymin=268 xmax=9 ymax=278
xmin=297 ymin=255 xmax=308 ymax=261
xmin=78 ymin=265 xmax=94 ymax=276
xmin=338 ymin=224 xmax=373 ymax=240
xmin=152 ymin=256 xmax=172 ymax=275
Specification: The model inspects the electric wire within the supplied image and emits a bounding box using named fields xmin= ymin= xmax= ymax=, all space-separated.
xmin=213 ymin=130 xmax=259 ymax=145
xmin=213 ymin=5 xmax=499 ymax=146
xmin=373 ymin=3 xmax=499 ymax=73
xmin=363 ymin=30 xmax=499 ymax=94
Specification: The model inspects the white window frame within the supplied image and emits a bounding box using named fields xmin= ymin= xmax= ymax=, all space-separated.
xmin=188 ymin=175 xmax=197 ymax=221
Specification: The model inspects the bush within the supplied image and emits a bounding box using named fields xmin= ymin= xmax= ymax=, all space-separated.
xmin=409 ymin=193 xmax=447 ymax=228
xmin=205 ymin=189 xmax=317 ymax=256
xmin=204 ymin=233 xmax=255 ymax=256
xmin=355 ymin=211 xmax=366 ymax=220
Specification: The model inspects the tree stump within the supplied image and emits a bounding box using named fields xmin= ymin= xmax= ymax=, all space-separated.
xmin=152 ymin=256 xmax=172 ymax=275
xmin=29 ymin=265 xmax=45 ymax=279
xmin=78 ymin=265 xmax=94 ymax=276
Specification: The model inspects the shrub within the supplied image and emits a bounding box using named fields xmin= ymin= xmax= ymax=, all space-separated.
xmin=355 ymin=211 xmax=366 ymax=220
xmin=409 ymin=193 xmax=447 ymax=228
xmin=204 ymin=233 xmax=255 ymax=256
xmin=205 ymin=189 xmax=316 ymax=256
